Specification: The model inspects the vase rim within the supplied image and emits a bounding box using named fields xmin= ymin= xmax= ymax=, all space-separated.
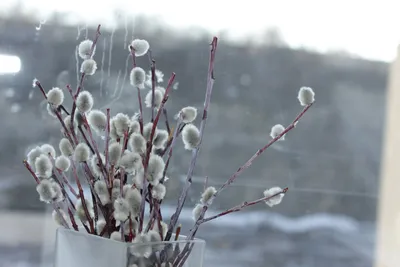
xmin=57 ymin=227 xmax=206 ymax=245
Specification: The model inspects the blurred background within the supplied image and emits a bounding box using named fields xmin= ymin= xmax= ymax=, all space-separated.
xmin=0 ymin=0 xmax=398 ymax=266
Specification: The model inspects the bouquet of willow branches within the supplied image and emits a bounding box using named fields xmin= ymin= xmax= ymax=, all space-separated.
xmin=23 ymin=24 xmax=315 ymax=267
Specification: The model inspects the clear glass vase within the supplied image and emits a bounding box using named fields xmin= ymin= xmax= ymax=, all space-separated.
xmin=54 ymin=227 xmax=205 ymax=267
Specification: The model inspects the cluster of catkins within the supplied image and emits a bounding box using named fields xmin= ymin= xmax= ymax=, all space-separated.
xmin=26 ymin=37 xmax=205 ymax=256
xmin=25 ymin=30 xmax=316 ymax=265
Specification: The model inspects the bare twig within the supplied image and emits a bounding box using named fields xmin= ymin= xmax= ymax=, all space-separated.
xmin=165 ymin=37 xmax=218 ymax=241
xmin=70 ymin=25 xmax=102 ymax=131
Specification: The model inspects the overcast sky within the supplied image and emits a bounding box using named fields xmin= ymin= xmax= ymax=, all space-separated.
xmin=1 ymin=0 xmax=399 ymax=62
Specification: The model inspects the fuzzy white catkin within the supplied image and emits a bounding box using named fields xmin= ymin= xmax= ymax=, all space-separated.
xmin=75 ymin=199 xmax=94 ymax=222
xmin=88 ymin=109 xmax=107 ymax=133
xmin=110 ymin=231 xmax=122 ymax=241
xmin=35 ymin=154 xmax=53 ymax=178
xmin=151 ymin=183 xmax=166 ymax=200
xmin=298 ymin=86 xmax=315 ymax=106
xmin=74 ymin=143 xmax=90 ymax=162
xmin=182 ymin=124 xmax=200 ymax=150
xmin=111 ymin=179 xmax=121 ymax=201
xmin=125 ymin=187 xmax=141 ymax=216
xmin=113 ymin=113 xmax=131 ymax=137
xmin=27 ymin=146 xmax=42 ymax=166
xmin=78 ymin=39 xmax=95 ymax=59
xmin=51 ymin=180 xmax=64 ymax=202
xmin=153 ymin=221 xmax=168 ymax=239
xmin=148 ymin=229 xmax=162 ymax=243
xmin=97 ymin=219 xmax=106 ymax=235
xmin=74 ymin=112 xmax=85 ymax=127
xmin=59 ymin=138 xmax=74 ymax=156
xmin=201 ymin=186 xmax=217 ymax=204
xmin=146 ymin=154 xmax=165 ymax=185
xmin=63 ymin=115 xmax=76 ymax=133
xmin=123 ymin=218 xmax=138 ymax=235
xmin=263 ymin=187 xmax=284 ymax=207
xmin=80 ymin=59 xmax=97 ymax=75
xmin=52 ymin=209 xmax=67 ymax=226
xmin=132 ymin=233 xmax=152 ymax=258
xmin=36 ymin=179 xmax=56 ymax=202
xmin=47 ymin=87 xmax=64 ymax=107
xmin=180 ymin=106 xmax=197 ymax=123
xmin=47 ymin=103 xmax=57 ymax=118
xmin=41 ymin=144 xmax=56 ymax=158
xmin=94 ymin=180 xmax=110 ymax=205
xmin=120 ymin=152 xmax=142 ymax=173
xmin=143 ymin=122 xmax=154 ymax=141
xmin=110 ymin=119 xmax=119 ymax=140
xmin=130 ymin=39 xmax=150 ymax=56
xmin=129 ymin=120 xmax=140 ymax=135
xmin=90 ymin=153 xmax=105 ymax=176
xmin=109 ymin=142 xmax=122 ymax=165
xmin=130 ymin=67 xmax=146 ymax=89
xmin=55 ymin=155 xmax=70 ymax=172
xmin=153 ymin=129 xmax=169 ymax=149
xmin=129 ymin=133 xmax=146 ymax=153
xmin=192 ymin=204 xmax=203 ymax=221
xmin=270 ymin=124 xmax=285 ymax=141
xmin=132 ymin=169 xmax=144 ymax=189
xmin=144 ymin=89 xmax=163 ymax=108
xmin=76 ymin=91 xmax=94 ymax=113
xmin=113 ymin=197 xmax=130 ymax=221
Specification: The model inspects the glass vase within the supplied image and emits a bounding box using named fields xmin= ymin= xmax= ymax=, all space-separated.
xmin=54 ymin=227 xmax=205 ymax=267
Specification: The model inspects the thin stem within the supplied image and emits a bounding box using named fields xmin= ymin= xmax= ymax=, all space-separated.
xmin=105 ymin=108 xmax=111 ymax=170
xmin=23 ymin=160 xmax=40 ymax=184
xmin=165 ymin=37 xmax=218 ymax=241
xmin=138 ymin=73 xmax=176 ymax=232
xmin=78 ymin=126 xmax=95 ymax=154
xmin=70 ymin=25 xmax=102 ymax=131
xmin=161 ymin=119 xmax=182 ymax=183
xmin=137 ymin=87 xmax=144 ymax=135
xmin=200 ymin=188 xmax=288 ymax=224
xmin=150 ymin=58 xmax=156 ymax=122
xmin=162 ymin=108 xmax=171 ymax=134
xmin=70 ymin=158 xmax=95 ymax=233
xmin=185 ymin=103 xmax=313 ymax=241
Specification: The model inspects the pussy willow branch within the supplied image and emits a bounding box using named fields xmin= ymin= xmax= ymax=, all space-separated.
xmin=70 ymin=24 xmax=101 ymax=130
xmin=186 ymin=103 xmax=313 ymax=241
xmin=201 ymin=188 xmax=288 ymax=224
xmin=162 ymin=108 xmax=171 ymax=134
xmin=138 ymin=73 xmax=176 ymax=233
xmin=105 ymin=108 xmax=111 ymax=168
xmin=70 ymin=158 xmax=95 ymax=233
xmin=148 ymin=51 xmax=156 ymax=122
xmin=165 ymin=37 xmax=218 ymax=241
xmin=23 ymin=160 xmax=74 ymax=230
xmin=161 ymin=118 xmax=182 ymax=183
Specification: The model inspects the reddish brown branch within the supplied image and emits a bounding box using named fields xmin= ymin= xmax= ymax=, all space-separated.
xmin=165 ymin=37 xmax=218 ymax=241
